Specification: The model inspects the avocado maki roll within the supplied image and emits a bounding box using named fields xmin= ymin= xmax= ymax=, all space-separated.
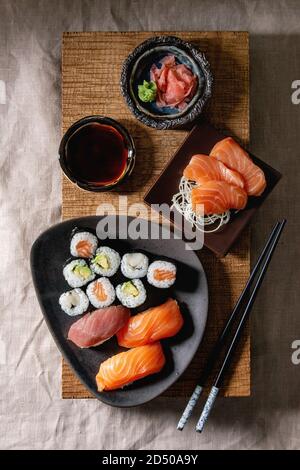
xmin=90 ymin=247 xmax=120 ymax=277
xmin=59 ymin=288 xmax=89 ymax=316
xmin=63 ymin=259 xmax=95 ymax=288
xmin=116 ymin=279 xmax=146 ymax=308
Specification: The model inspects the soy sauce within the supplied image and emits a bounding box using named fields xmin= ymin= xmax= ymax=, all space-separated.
xmin=66 ymin=123 xmax=128 ymax=186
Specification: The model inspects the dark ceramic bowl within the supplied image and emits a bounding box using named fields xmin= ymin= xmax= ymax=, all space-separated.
xmin=59 ymin=116 xmax=135 ymax=192
xmin=120 ymin=35 xmax=213 ymax=130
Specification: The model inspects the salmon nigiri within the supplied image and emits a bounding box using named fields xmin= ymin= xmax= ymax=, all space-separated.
xmin=210 ymin=137 xmax=266 ymax=196
xmin=96 ymin=342 xmax=166 ymax=391
xmin=191 ymin=180 xmax=248 ymax=215
xmin=117 ymin=298 xmax=183 ymax=348
xmin=183 ymin=154 xmax=244 ymax=189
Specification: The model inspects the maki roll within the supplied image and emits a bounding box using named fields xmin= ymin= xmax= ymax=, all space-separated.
xmin=59 ymin=288 xmax=89 ymax=316
xmin=121 ymin=253 xmax=149 ymax=279
xmin=116 ymin=279 xmax=146 ymax=308
xmin=63 ymin=259 xmax=95 ymax=288
xmin=70 ymin=230 xmax=98 ymax=258
xmin=86 ymin=278 xmax=116 ymax=309
xmin=90 ymin=246 xmax=120 ymax=277
xmin=147 ymin=260 xmax=176 ymax=288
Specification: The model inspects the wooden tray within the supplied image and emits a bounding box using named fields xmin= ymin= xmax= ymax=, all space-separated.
xmin=61 ymin=31 xmax=250 ymax=398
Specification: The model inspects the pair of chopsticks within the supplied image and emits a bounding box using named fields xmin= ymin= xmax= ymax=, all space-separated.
xmin=177 ymin=219 xmax=286 ymax=433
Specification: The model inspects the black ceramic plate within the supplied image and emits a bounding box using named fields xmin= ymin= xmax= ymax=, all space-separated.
xmin=30 ymin=216 xmax=208 ymax=407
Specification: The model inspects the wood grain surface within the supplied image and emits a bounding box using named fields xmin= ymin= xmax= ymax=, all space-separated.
xmin=61 ymin=31 xmax=250 ymax=398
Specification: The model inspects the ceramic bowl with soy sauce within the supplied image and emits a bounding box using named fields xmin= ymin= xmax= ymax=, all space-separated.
xmin=59 ymin=116 xmax=135 ymax=192
xmin=120 ymin=35 xmax=213 ymax=130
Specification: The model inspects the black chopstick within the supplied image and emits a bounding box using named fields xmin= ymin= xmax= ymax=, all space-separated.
xmin=195 ymin=219 xmax=286 ymax=433
xmin=177 ymin=220 xmax=285 ymax=431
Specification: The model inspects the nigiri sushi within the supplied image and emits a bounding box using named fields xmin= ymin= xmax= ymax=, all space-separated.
xmin=117 ymin=298 xmax=183 ymax=348
xmin=183 ymin=154 xmax=245 ymax=189
xmin=210 ymin=137 xmax=266 ymax=196
xmin=191 ymin=180 xmax=248 ymax=215
xmin=67 ymin=305 xmax=130 ymax=348
xmin=96 ymin=342 xmax=166 ymax=391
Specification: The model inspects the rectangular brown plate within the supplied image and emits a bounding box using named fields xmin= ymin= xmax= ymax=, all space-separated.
xmin=62 ymin=31 xmax=251 ymax=398
xmin=144 ymin=119 xmax=282 ymax=257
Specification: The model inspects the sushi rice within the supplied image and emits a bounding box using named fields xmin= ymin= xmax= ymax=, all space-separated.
xmin=59 ymin=288 xmax=89 ymax=316
xmin=86 ymin=278 xmax=116 ymax=308
xmin=70 ymin=231 xmax=98 ymax=258
xmin=90 ymin=246 xmax=120 ymax=277
xmin=147 ymin=260 xmax=177 ymax=288
xmin=63 ymin=259 xmax=95 ymax=288
xmin=116 ymin=279 xmax=146 ymax=308
xmin=121 ymin=252 xmax=149 ymax=279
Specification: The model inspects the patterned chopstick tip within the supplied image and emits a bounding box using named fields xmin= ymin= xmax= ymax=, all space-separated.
xmin=196 ymin=386 xmax=219 ymax=433
xmin=177 ymin=385 xmax=203 ymax=430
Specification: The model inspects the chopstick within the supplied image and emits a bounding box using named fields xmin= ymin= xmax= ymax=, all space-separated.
xmin=177 ymin=219 xmax=286 ymax=432
xmin=195 ymin=219 xmax=286 ymax=432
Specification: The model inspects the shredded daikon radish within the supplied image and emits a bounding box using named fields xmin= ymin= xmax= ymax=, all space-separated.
xmin=171 ymin=177 xmax=230 ymax=233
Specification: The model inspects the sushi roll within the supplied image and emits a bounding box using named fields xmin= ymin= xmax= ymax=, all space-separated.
xmin=90 ymin=247 xmax=120 ymax=277
xmin=63 ymin=259 xmax=95 ymax=288
xmin=70 ymin=230 xmax=98 ymax=258
xmin=147 ymin=260 xmax=176 ymax=288
xmin=59 ymin=288 xmax=89 ymax=316
xmin=116 ymin=279 xmax=146 ymax=308
xmin=121 ymin=252 xmax=149 ymax=279
xmin=86 ymin=278 xmax=115 ymax=309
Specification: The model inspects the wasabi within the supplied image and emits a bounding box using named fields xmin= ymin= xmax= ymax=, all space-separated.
xmin=138 ymin=80 xmax=157 ymax=103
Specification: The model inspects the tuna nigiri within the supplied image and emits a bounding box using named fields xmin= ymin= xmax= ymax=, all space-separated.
xmin=210 ymin=137 xmax=266 ymax=196
xmin=117 ymin=298 xmax=183 ymax=348
xmin=96 ymin=342 xmax=166 ymax=391
xmin=67 ymin=305 xmax=130 ymax=348
xmin=191 ymin=180 xmax=248 ymax=215
xmin=183 ymin=154 xmax=245 ymax=189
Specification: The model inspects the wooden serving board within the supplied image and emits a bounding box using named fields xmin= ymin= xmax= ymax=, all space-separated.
xmin=61 ymin=31 xmax=250 ymax=398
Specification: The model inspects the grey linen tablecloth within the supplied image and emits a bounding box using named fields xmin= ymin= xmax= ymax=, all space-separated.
xmin=0 ymin=0 xmax=299 ymax=450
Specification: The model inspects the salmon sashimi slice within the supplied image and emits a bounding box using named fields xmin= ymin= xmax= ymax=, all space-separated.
xmin=117 ymin=298 xmax=183 ymax=348
xmin=93 ymin=280 xmax=107 ymax=301
xmin=96 ymin=342 xmax=166 ymax=391
xmin=153 ymin=269 xmax=176 ymax=281
xmin=68 ymin=305 xmax=130 ymax=348
xmin=191 ymin=181 xmax=248 ymax=216
xmin=210 ymin=137 xmax=266 ymax=196
xmin=76 ymin=240 xmax=93 ymax=258
xmin=183 ymin=154 xmax=245 ymax=189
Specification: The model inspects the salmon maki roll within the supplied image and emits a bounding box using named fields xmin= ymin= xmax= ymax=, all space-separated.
xmin=96 ymin=342 xmax=166 ymax=391
xmin=183 ymin=154 xmax=245 ymax=189
xmin=86 ymin=278 xmax=115 ymax=308
xmin=191 ymin=180 xmax=248 ymax=216
xmin=210 ymin=137 xmax=266 ymax=196
xmin=117 ymin=298 xmax=184 ymax=348
xmin=147 ymin=260 xmax=177 ymax=288
xmin=70 ymin=230 xmax=98 ymax=258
